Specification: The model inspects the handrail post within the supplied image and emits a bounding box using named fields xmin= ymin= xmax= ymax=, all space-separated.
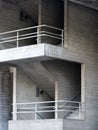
xmin=35 ymin=104 xmax=37 ymax=120
xmin=55 ymin=81 xmax=58 ymax=119
xmin=55 ymin=100 xmax=58 ymax=119
xmin=10 ymin=67 xmax=17 ymax=120
xmin=61 ymin=30 xmax=64 ymax=47
xmin=79 ymin=102 xmax=81 ymax=119
xmin=13 ymin=104 xmax=17 ymax=120
xmin=17 ymin=31 xmax=19 ymax=47
xmin=37 ymin=26 xmax=41 ymax=44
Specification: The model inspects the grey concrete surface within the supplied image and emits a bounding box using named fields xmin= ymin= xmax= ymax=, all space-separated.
xmin=9 ymin=119 xmax=63 ymax=130
xmin=0 ymin=0 xmax=98 ymax=130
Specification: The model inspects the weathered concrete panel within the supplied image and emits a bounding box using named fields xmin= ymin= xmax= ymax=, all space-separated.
xmin=9 ymin=119 xmax=63 ymax=130
xmin=0 ymin=65 xmax=12 ymax=130
xmin=0 ymin=44 xmax=45 ymax=63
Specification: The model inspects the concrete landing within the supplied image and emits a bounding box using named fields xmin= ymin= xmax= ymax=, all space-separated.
xmin=0 ymin=44 xmax=84 ymax=64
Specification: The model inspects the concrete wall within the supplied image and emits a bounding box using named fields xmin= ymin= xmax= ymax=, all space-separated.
xmin=0 ymin=1 xmax=35 ymax=50
xmin=63 ymin=2 xmax=98 ymax=130
xmin=16 ymin=68 xmax=54 ymax=120
xmin=42 ymin=59 xmax=81 ymax=118
xmin=0 ymin=65 xmax=11 ymax=130
xmin=40 ymin=0 xmax=64 ymax=28
xmin=9 ymin=119 xmax=63 ymax=130
xmin=0 ymin=0 xmax=98 ymax=130
xmin=42 ymin=60 xmax=81 ymax=101
xmin=39 ymin=0 xmax=64 ymax=45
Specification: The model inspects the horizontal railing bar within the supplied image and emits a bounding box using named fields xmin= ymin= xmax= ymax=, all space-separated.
xmin=16 ymin=100 xmax=82 ymax=105
xmin=42 ymin=34 xmax=62 ymax=40
xmin=17 ymin=105 xmax=79 ymax=110
xmin=16 ymin=101 xmax=55 ymax=105
xmin=0 ymin=35 xmax=17 ymax=40
xmin=43 ymin=24 xmax=63 ymax=31
xmin=19 ymin=32 xmax=37 ymax=37
xmin=17 ymin=106 xmax=54 ymax=110
xmin=13 ymin=110 xmax=85 ymax=114
xmin=59 ymin=106 xmax=79 ymax=109
xmin=17 ymin=106 xmax=79 ymax=111
xmin=0 ymin=38 xmax=17 ymax=44
xmin=41 ymin=31 xmax=61 ymax=37
xmin=0 ymin=25 xmax=40 ymax=35
xmin=18 ymin=108 xmax=35 ymax=110
xmin=16 ymin=110 xmax=55 ymax=114
xmin=0 ymin=24 xmax=63 ymax=35
xmin=35 ymin=106 xmax=54 ymax=109
xmin=17 ymin=35 xmax=37 ymax=41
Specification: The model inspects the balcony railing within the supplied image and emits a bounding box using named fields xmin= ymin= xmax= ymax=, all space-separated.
xmin=0 ymin=25 xmax=64 ymax=49
xmin=12 ymin=100 xmax=85 ymax=120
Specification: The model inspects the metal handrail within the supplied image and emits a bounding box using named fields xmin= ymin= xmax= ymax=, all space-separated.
xmin=59 ymin=92 xmax=81 ymax=109
xmin=0 ymin=25 xmax=63 ymax=35
xmin=14 ymin=100 xmax=81 ymax=105
xmin=12 ymin=100 xmax=84 ymax=120
xmin=0 ymin=24 xmax=64 ymax=48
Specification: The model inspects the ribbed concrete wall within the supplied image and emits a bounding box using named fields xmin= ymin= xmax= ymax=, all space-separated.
xmin=42 ymin=59 xmax=81 ymax=118
xmin=63 ymin=2 xmax=98 ymax=130
xmin=41 ymin=0 xmax=63 ymax=28
xmin=42 ymin=60 xmax=81 ymax=101
xmin=0 ymin=65 xmax=11 ymax=130
xmin=0 ymin=1 xmax=34 ymax=50
xmin=0 ymin=1 xmax=98 ymax=130
xmin=16 ymin=67 xmax=54 ymax=120
xmin=40 ymin=0 xmax=64 ymax=45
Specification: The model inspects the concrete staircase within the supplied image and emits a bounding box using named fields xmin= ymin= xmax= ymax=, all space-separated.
xmin=17 ymin=61 xmax=55 ymax=99
xmin=66 ymin=109 xmax=81 ymax=120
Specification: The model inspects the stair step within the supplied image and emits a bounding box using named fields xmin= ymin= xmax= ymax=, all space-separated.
xmin=66 ymin=115 xmax=80 ymax=119
xmin=66 ymin=108 xmax=83 ymax=120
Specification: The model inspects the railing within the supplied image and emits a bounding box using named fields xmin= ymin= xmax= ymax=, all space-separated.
xmin=12 ymin=100 xmax=85 ymax=120
xmin=60 ymin=92 xmax=81 ymax=110
xmin=0 ymin=25 xmax=64 ymax=49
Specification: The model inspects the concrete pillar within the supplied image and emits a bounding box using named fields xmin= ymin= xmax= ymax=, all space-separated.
xmin=37 ymin=0 xmax=42 ymax=44
xmin=55 ymin=81 xmax=59 ymax=119
xmin=10 ymin=67 xmax=17 ymax=121
xmin=64 ymin=0 xmax=68 ymax=47
xmin=81 ymin=64 xmax=86 ymax=113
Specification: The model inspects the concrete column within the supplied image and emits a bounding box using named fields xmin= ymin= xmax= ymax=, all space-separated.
xmin=10 ymin=67 xmax=17 ymax=121
xmin=64 ymin=0 xmax=68 ymax=47
xmin=81 ymin=64 xmax=86 ymax=112
xmin=55 ymin=81 xmax=59 ymax=119
xmin=37 ymin=0 xmax=42 ymax=44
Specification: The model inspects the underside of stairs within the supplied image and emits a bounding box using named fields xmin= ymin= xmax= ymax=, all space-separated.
xmin=17 ymin=61 xmax=56 ymax=99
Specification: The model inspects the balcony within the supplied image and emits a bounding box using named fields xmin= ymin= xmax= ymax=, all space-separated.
xmin=0 ymin=24 xmax=64 ymax=49
xmin=9 ymin=99 xmax=85 ymax=130
xmin=12 ymin=100 xmax=84 ymax=120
